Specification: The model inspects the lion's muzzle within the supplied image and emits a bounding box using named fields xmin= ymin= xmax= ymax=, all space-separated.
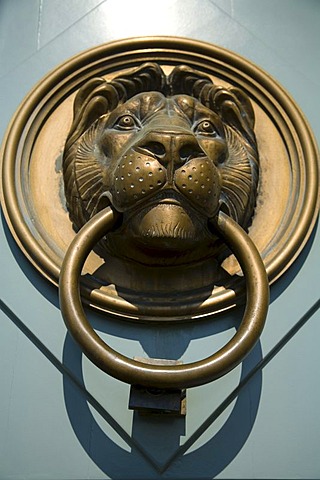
xmin=111 ymin=128 xmax=222 ymax=218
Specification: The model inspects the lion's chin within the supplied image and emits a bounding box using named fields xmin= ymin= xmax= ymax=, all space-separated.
xmin=103 ymin=200 xmax=216 ymax=265
xmin=128 ymin=203 xmax=201 ymax=252
xmin=117 ymin=203 xmax=212 ymax=255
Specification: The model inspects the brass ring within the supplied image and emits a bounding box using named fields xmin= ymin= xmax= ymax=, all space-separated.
xmin=59 ymin=207 xmax=269 ymax=389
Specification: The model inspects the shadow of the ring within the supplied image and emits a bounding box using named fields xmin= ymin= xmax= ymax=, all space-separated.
xmin=62 ymin=332 xmax=262 ymax=478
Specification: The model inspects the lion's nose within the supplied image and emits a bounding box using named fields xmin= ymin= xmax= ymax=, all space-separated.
xmin=137 ymin=131 xmax=204 ymax=167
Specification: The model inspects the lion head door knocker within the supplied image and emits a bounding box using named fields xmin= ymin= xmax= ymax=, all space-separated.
xmin=1 ymin=38 xmax=319 ymax=414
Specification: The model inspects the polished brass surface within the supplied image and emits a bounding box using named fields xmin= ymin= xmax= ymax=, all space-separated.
xmin=59 ymin=207 xmax=269 ymax=389
xmin=1 ymin=37 xmax=319 ymax=321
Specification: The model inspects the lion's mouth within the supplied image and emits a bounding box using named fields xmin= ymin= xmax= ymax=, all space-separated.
xmin=117 ymin=188 xmax=212 ymax=253
xmin=122 ymin=187 xmax=208 ymax=224
xmin=110 ymin=148 xmax=222 ymax=217
xmin=107 ymin=149 xmax=222 ymax=255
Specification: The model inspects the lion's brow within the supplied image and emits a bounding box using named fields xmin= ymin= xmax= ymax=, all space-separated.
xmin=138 ymin=95 xmax=167 ymax=122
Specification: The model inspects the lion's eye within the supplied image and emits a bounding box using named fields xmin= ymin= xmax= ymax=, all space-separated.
xmin=114 ymin=115 xmax=139 ymax=131
xmin=195 ymin=120 xmax=217 ymax=136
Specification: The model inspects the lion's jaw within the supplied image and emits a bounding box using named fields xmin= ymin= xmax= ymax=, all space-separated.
xmin=122 ymin=193 xmax=210 ymax=251
xmin=109 ymin=152 xmax=222 ymax=256
xmin=106 ymin=197 xmax=219 ymax=265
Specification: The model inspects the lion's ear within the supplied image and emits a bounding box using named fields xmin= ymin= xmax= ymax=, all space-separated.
xmin=208 ymin=87 xmax=256 ymax=148
xmin=229 ymin=88 xmax=255 ymax=130
xmin=167 ymin=65 xmax=212 ymax=96
xmin=65 ymin=79 xmax=120 ymax=152
xmin=73 ymin=78 xmax=106 ymax=118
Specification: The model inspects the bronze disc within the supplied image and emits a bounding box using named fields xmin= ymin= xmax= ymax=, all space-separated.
xmin=1 ymin=37 xmax=319 ymax=322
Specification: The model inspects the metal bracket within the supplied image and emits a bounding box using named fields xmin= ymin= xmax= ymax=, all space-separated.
xmin=128 ymin=358 xmax=186 ymax=416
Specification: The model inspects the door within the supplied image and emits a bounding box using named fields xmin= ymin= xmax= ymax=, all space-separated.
xmin=1 ymin=1 xmax=319 ymax=478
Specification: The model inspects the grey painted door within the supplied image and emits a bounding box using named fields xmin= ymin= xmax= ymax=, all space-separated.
xmin=1 ymin=1 xmax=319 ymax=478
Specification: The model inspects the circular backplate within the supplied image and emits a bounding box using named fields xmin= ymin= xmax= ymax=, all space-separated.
xmin=1 ymin=37 xmax=319 ymax=322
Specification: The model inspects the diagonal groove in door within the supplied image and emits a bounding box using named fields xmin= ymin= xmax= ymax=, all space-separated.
xmin=0 ymin=298 xmax=161 ymax=473
xmin=1 ymin=296 xmax=319 ymax=473
xmin=160 ymin=297 xmax=320 ymax=472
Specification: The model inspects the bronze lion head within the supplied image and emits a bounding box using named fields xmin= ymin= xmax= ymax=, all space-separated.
xmin=63 ymin=63 xmax=259 ymax=265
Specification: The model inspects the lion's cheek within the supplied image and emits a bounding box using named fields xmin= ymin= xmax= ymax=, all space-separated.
xmin=199 ymin=137 xmax=227 ymax=165
xmin=174 ymin=160 xmax=222 ymax=217
xmin=109 ymin=151 xmax=167 ymax=212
